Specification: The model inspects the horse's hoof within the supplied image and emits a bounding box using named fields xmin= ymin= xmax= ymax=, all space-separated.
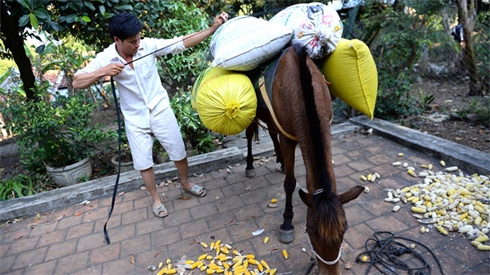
xmin=279 ymin=228 xmax=295 ymax=244
xmin=246 ymin=169 xmax=256 ymax=178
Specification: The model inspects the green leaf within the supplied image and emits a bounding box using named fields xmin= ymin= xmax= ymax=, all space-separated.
xmin=81 ymin=16 xmax=91 ymax=23
xmin=16 ymin=0 xmax=29 ymax=9
xmin=35 ymin=44 xmax=45 ymax=55
xmin=98 ymin=5 xmax=106 ymax=15
xmin=32 ymin=8 xmax=50 ymax=19
xmin=65 ymin=14 xmax=76 ymax=23
xmin=84 ymin=1 xmax=96 ymax=10
xmin=30 ymin=13 xmax=39 ymax=29
xmin=19 ymin=14 xmax=30 ymax=27
xmin=50 ymin=22 xmax=62 ymax=31
xmin=116 ymin=4 xmax=133 ymax=11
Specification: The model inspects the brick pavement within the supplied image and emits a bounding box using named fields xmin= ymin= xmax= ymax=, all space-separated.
xmin=1 ymin=132 xmax=489 ymax=275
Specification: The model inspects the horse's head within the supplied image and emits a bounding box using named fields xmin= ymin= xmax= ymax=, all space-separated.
xmin=299 ymin=186 xmax=364 ymax=275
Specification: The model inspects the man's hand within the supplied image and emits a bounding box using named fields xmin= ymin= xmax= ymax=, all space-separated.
xmin=104 ymin=63 xmax=125 ymax=76
xmin=213 ymin=12 xmax=228 ymax=28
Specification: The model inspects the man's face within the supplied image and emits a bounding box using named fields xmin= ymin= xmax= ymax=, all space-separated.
xmin=115 ymin=33 xmax=141 ymax=56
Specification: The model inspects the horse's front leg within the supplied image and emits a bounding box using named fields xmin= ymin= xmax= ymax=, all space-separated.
xmin=279 ymin=137 xmax=297 ymax=243
xmin=245 ymin=122 xmax=257 ymax=178
xmin=269 ymin=131 xmax=285 ymax=173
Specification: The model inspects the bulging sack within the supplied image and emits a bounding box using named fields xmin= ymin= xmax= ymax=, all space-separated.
xmin=209 ymin=16 xmax=293 ymax=71
xmin=319 ymin=38 xmax=378 ymax=119
xmin=270 ymin=2 xmax=343 ymax=59
xmin=192 ymin=67 xmax=257 ymax=135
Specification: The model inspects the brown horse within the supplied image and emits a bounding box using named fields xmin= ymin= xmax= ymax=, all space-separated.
xmin=245 ymin=44 xmax=365 ymax=275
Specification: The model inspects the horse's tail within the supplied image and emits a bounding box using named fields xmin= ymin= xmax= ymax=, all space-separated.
xmin=293 ymin=43 xmax=334 ymax=199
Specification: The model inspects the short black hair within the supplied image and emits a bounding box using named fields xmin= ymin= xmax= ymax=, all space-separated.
xmin=109 ymin=12 xmax=143 ymax=41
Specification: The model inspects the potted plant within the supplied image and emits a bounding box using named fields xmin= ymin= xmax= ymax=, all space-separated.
xmin=2 ymin=87 xmax=112 ymax=187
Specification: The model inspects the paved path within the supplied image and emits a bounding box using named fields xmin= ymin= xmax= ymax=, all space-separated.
xmin=1 ymin=126 xmax=489 ymax=274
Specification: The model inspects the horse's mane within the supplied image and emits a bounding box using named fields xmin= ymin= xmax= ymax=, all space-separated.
xmin=293 ymin=43 xmax=347 ymax=242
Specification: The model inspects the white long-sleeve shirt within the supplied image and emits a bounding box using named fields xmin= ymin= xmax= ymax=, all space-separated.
xmin=76 ymin=37 xmax=187 ymax=128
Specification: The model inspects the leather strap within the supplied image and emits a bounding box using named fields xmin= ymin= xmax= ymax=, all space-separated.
xmin=258 ymin=77 xmax=297 ymax=141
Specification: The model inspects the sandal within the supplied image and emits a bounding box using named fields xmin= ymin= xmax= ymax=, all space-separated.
xmin=183 ymin=184 xmax=207 ymax=197
xmin=152 ymin=203 xmax=168 ymax=218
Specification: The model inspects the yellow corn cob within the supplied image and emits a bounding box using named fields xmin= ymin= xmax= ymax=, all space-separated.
xmin=361 ymin=175 xmax=367 ymax=181
xmin=200 ymin=265 xmax=207 ymax=271
xmin=362 ymin=256 xmax=368 ymax=262
xmin=260 ymin=260 xmax=270 ymax=269
xmin=234 ymin=267 xmax=246 ymax=275
xmin=412 ymin=207 xmax=426 ymax=214
xmin=258 ymin=264 xmax=264 ymax=271
xmin=367 ymin=174 xmax=373 ymax=181
xmin=264 ymin=237 xmax=269 ymax=244
xmin=475 ymin=235 xmax=489 ymax=243
xmin=248 ymin=259 xmax=259 ymax=265
xmin=408 ymin=169 xmax=416 ymax=177
xmin=271 ymin=199 xmax=277 ymax=203
xmin=185 ymin=260 xmax=194 ymax=265
xmin=210 ymin=242 xmax=215 ymax=250
xmin=428 ymin=164 xmax=433 ymax=170
xmin=223 ymin=262 xmax=230 ymax=269
xmin=198 ymin=262 xmax=204 ymax=268
xmin=282 ymin=249 xmax=289 ymax=259
xmin=245 ymin=254 xmax=255 ymax=259
xmin=156 ymin=268 xmax=167 ymax=275
xmin=245 ymin=271 xmax=251 ymax=275
xmin=475 ymin=216 xmax=482 ymax=226
xmin=477 ymin=244 xmax=490 ymax=251
xmin=440 ymin=160 xmax=446 ymax=166
xmin=166 ymin=259 xmax=171 ymax=264
xmin=216 ymin=246 xmax=221 ymax=254
xmin=233 ymin=260 xmax=243 ymax=268
xmin=216 ymin=269 xmax=224 ymax=274
xmin=166 ymin=269 xmax=177 ymax=274
xmin=243 ymin=260 xmax=249 ymax=269
xmin=221 ymin=247 xmax=229 ymax=254
xmin=158 ymin=262 xmax=164 ymax=268
xmin=412 ymin=197 xmax=420 ymax=204
xmin=201 ymin=242 xmax=208 ymax=248
xmin=233 ymin=250 xmax=240 ymax=256
xmin=475 ymin=205 xmax=485 ymax=214
xmin=421 ymin=164 xmax=427 ymax=169
xmin=207 ymin=255 xmax=213 ymax=260
xmin=207 ymin=269 xmax=215 ymax=274
xmin=437 ymin=226 xmax=448 ymax=235
xmin=199 ymin=254 xmax=207 ymax=261
xmin=190 ymin=261 xmax=200 ymax=270
xmin=398 ymin=153 xmax=404 ymax=157
xmin=270 ymin=269 xmax=277 ymax=275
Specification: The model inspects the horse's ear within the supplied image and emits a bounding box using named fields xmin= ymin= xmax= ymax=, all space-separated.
xmin=299 ymin=189 xmax=314 ymax=207
xmin=339 ymin=186 xmax=365 ymax=205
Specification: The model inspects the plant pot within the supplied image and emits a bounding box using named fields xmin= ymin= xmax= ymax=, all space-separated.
xmin=111 ymin=155 xmax=134 ymax=173
xmin=46 ymin=157 xmax=92 ymax=187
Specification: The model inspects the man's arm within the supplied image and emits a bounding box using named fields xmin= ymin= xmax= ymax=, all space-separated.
xmin=182 ymin=12 xmax=228 ymax=48
xmin=73 ymin=63 xmax=125 ymax=89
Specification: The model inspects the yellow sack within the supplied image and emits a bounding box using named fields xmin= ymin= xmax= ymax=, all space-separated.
xmin=319 ymin=38 xmax=378 ymax=119
xmin=192 ymin=67 xmax=257 ymax=135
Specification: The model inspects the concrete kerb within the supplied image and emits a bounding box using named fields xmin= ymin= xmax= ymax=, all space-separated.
xmin=350 ymin=116 xmax=490 ymax=175
xmin=0 ymin=147 xmax=244 ymax=221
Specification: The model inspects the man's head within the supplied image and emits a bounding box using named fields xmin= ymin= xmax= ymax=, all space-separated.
xmin=109 ymin=12 xmax=143 ymax=42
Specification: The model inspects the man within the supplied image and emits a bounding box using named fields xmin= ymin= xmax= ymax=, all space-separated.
xmin=73 ymin=11 xmax=228 ymax=218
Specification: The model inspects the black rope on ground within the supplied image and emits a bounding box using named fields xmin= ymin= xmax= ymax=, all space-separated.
xmin=356 ymin=231 xmax=444 ymax=275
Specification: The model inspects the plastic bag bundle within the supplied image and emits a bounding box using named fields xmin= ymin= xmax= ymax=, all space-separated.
xmin=209 ymin=16 xmax=293 ymax=71
xmin=192 ymin=67 xmax=257 ymax=135
xmin=270 ymin=2 xmax=343 ymax=59
xmin=319 ymin=38 xmax=378 ymax=119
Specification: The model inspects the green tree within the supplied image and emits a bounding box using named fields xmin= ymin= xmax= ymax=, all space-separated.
xmin=0 ymin=0 xmax=133 ymax=101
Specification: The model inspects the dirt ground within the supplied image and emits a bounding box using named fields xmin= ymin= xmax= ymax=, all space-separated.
xmin=410 ymin=79 xmax=490 ymax=154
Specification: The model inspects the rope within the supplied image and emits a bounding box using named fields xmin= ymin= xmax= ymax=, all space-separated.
xmin=356 ymin=231 xmax=444 ymax=275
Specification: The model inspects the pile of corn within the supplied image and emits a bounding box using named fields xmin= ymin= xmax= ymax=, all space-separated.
xmin=385 ymin=157 xmax=490 ymax=251
xmin=154 ymin=239 xmax=282 ymax=274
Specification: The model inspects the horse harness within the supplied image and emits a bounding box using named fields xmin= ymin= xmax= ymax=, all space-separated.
xmin=304 ymin=188 xmax=343 ymax=269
